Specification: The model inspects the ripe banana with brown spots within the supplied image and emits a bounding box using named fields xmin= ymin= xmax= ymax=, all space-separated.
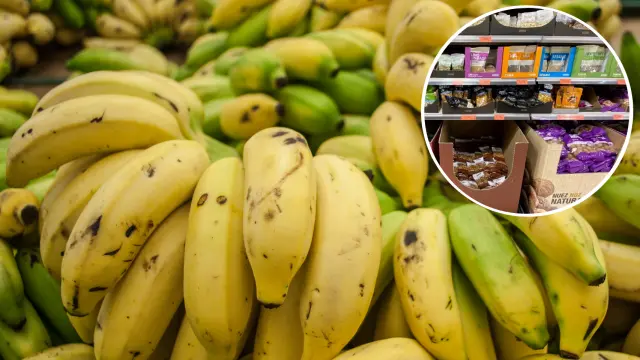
xmin=0 ymin=188 xmax=40 ymax=238
xmin=385 ymin=52 xmax=434 ymax=111
xmin=220 ymin=94 xmax=284 ymax=140
xmin=95 ymin=13 xmax=142 ymax=39
xmin=243 ymin=127 xmax=316 ymax=307
xmin=60 ymin=140 xmax=208 ymax=317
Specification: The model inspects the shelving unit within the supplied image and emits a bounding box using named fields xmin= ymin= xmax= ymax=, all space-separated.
xmin=449 ymin=35 xmax=602 ymax=45
xmin=428 ymin=78 xmax=536 ymax=86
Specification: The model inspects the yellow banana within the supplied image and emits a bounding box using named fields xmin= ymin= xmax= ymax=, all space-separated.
xmin=184 ymin=157 xmax=257 ymax=360
xmin=26 ymin=13 xmax=55 ymax=45
xmin=332 ymin=338 xmax=434 ymax=360
xmin=0 ymin=11 xmax=27 ymax=43
xmin=113 ymin=0 xmax=149 ymax=30
xmin=597 ymin=14 xmax=621 ymax=40
xmin=373 ymin=283 xmax=413 ymax=341
xmin=370 ymin=101 xmax=427 ymax=208
xmin=339 ymin=27 xmax=384 ymax=50
xmin=600 ymin=240 xmax=640 ymax=303
xmin=373 ymin=39 xmax=388 ymax=85
xmin=219 ymin=94 xmax=284 ymax=140
xmin=67 ymin=300 xmax=101 ymax=344
xmin=11 ymin=41 xmax=38 ymax=69
xmin=393 ymin=208 xmax=466 ymax=359
xmin=623 ymin=318 xmax=640 ymax=356
xmin=316 ymin=135 xmax=376 ymax=166
xmin=6 ymin=94 xmax=182 ymax=187
xmin=318 ymin=0 xmax=389 ymax=12
xmin=209 ymin=0 xmax=274 ymax=30
xmin=96 ymin=13 xmax=142 ymax=39
xmin=337 ymin=4 xmax=387 ymax=34
xmin=60 ymin=140 xmax=208 ymax=317
xmin=581 ymin=352 xmax=640 ymax=360
xmin=123 ymin=44 xmax=170 ymax=76
xmin=264 ymin=37 xmax=340 ymax=81
xmin=170 ymin=317 xmax=207 ymax=360
xmin=300 ymin=154 xmax=381 ymax=360
xmin=40 ymin=150 xmax=142 ymax=280
xmin=243 ymin=127 xmax=316 ymax=307
xmin=149 ymin=307 xmax=183 ymax=360
xmin=306 ymin=29 xmax=375 ymax=70
xmin=82 ymin=37 xmax=140 ymax=51
xmin=253 ymin=266 xmax=305 ymax=360
xmin=0 ymin=0 xmax=29 ymax=16
xmin=150 ymin=0 xmax=175 ymax=25
xmin=55 ymin=28 xmax=84 ymax=46
xmin=0 ymin=188 xmax=39 ymax=238
xmin=385 ymin=53 xmax=434 ymax=111
xmin=267 ymin=0 xmax=312 ymax=38
xmin=93 ymin=205 xmax=189 ymax=360
xmin=616 ymin=136 xmax=640 ymax=175
xmin=464 ymin=0 xmax=502 ymax=17
xmin=573 ymin=196 xmax=640 ymax=243
xmin=309 ymin=5 xmax=342 ymax=32
xmin=23 ymin=343 xmax=95 ymax=359
xmin=385 ymin=0 xmax=418 ymax=55
xmin=491 ymin=317 xmax=547 ymax=360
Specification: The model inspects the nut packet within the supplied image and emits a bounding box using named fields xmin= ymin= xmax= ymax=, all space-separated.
xmin=460 ymin=180 xmax=479 ymax=189
xmin=451 ymin=54 xmax=465 ymax=71
xmin=535 ymin=10 xmax=554 ymax=26
xmin=472 ymin=172 xmax=489 ymax=189
xmin=438 ymin=54 xmax=452 ymax=71
xmin=470 ymin=47 xmax=490 ymax=73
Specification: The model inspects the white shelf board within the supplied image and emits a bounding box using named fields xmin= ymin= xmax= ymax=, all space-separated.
xmin=530 ymin=112 xmax=630 ymax=120
xmin=536 ymin=77 xmax=625 ymax=85
xmin=423 ymin=112 xmax=531 ymax=120
xmin=540 ymin=36 xmax=603 ymax=44
xmin=428 ymin=78 xmax=536 ymax=86
xmin=451 ymin=35 xmax=543 ymax=44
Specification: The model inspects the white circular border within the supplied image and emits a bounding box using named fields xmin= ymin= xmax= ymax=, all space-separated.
xmin=420 ymin=5 xmax=635 ymax=218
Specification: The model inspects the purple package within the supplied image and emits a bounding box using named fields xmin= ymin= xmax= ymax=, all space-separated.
xmin=561 ymin=146 xmax=568 ymax=160
xmin=557 ymin=158 xmax=589 ymax=173
xmin=589 ymin=158 xmax=615 ymax=173
xmin=574 ymin=124 xmax=606 ymax=139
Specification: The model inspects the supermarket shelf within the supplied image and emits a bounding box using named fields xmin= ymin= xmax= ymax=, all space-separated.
xmin=530 ymin=112 xmax=630 ymax=120
xmin=540 ymin=36 xmax=602 ymax=44
xmin=423 ymin=112 xmax=531 ymax=120
xmin=428 ymin=78 xmax=536 ymax=86
xmin=536 ymin=77 xmax=625 ymax=85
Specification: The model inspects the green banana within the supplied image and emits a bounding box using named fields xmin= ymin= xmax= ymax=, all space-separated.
xmin=0 ymin=108 xmax=27 ymax=137
xmin=203 ymin=133 xmax=240 ymax=163
xmin=180 ymin=75 xmax=235 ymax=103
xmin=372 ymin=210 xmax=407 ymax=305
xmin=31 ymin=0 xmax=53 ymax=11
xmin=66 ymin=48 xmax=144 ymax=72
xmin=313 ymin=70 xmax=383 ymax=116
xmin=309 ymin=4 xmax=342 ymax=32
xmin=53 ymin=0 xmax=85 ymax=28
xmin=276 ymin=84 xmax=341 ymax=134
xmin=547 ymin=0 xmax=601 ymax=22
xmin=214 ymin=47 xmax=249 ymax=76
xmin=0 ymin=298 xmax=51 ymax=360
xmin=0 ymin=90 xmax=39 ymax=115
xmin=596 ymin=174 xmax=640 ymax=230
xmin=229 ymin=48 xmax=288 ymax=94
xmin=195 ymin=0 xmax=216 ymax=17
xmin=24 ymin=171 xmax=57 ymax=202
xmin=288 ymin=15 xmax=309 ymax=36
xmin=203 ymin=97 xmax=234 ymax=140
xmin=375 ymin=188 xmax=402 ymax=215
xmin=230 ymin=139 xmax=246 ymax=158
xmin=82 ymin=6 xmax=99 ymax=31
xmin=308 ymin=114 xmax=370 ymax=152
xmin=185 ymin=32 xmax=229 ymax=71
xmin=15 ymin=248 xmax=81 ymax=344
xmin=449 ymin=204 xmax=549 ymax=350
xmin=145 ymin=27 xmax=175 ymax=49
xmin=0 ymin=239 xmax=25 ymax=328
xmin=227 ymin=5 xmax=271 ymax=48
xmin=306 ymin=29 xmax=375 ymax=70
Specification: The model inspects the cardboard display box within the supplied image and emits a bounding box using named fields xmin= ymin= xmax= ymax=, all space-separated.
xmin=578 ymin=87 xmax=602 ymax=112
xmin=501 ymin=46 xmax=543 ymax=78
xmin=438 ymin=121 xmax=529 ymax=213
xmin=489 ymin=13 xmax=555 ymax=35
xmin=461 ymin=17 xmax=491 ymax=35
xmin=538 ymin=46 xmax=577 ymax=78
xmin=571 ymin=46 xmax=613 ymax=78
xmin=520 ymin=122 xmax=625 ymax=213
xmin=441 ymin=99 xmax=495 ymax=114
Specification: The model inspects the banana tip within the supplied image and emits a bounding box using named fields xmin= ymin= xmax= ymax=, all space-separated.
xmin=19 ymin=204 xmax=39 ymax=226
xmin=592 ymin=7 xmax=602 ymax=22
xmin=275 ymin=76 xmax=288 ymax=89
xmin=588 ymin=273 xmax=607 ymax=287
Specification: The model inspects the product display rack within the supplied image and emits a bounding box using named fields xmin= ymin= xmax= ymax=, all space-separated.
xmin=450 ymin=35 xmax=604 ymax=45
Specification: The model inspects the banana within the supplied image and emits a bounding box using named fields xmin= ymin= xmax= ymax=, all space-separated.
xmin=316 ymin=135 xmax=376 ymax=166
xmin=0 ymin=0 xmax=29 ymax=15
xmin=26 ymin=13 xmax=55 ymax=45
xmin=338 ymin=27 xmax=383 ymax=50
xmin=276 ymin=85 xmax=341 ymax=135
xmin=333 ymin=338 xmax=434 ymax=360
xmin=67 ymin=300 xmax=101 ymax=344
xmin=11 ymin=41 xmax=38 ymax=69
xmin=23 ymin=343 xmax=94 ymax=359
xmin=96 ymin=13 xmax=141 ymax=39
xmin=174 ymin=1 xmax=196 ymax=27
xmin=617 ymin=137 xmax=640 ymax=176
xmin=375 ymin=189 xmax=401 ymax=215
xmin=385 ymin=0 xmax=418 ymax=55
xmin=40 ymin=150 xmax=142 ymax=280
xmin=624 ymin=319 xmax=640 ymax=355
xmin=314 ymin=70 xmax=383 ymax=115
xmin=60 ymin=140 xmax=208 ymax=316
xmin=370 ymin=101 xmax=427 ymax=209
xmin=306 ymin=29 xmax=374 ymax=70
xmin=144 ymin=27 xmax=175 ymax=50
xmin=388 ymin=0 xmax=459 ymax=65
xmin=177 ymin=18 xmax=206 ymax=44
xmin=243 ymin=127 xmax=316 ymax=306
xmin=597 ymin=0 xmax=622 ymax=23
xmin=83 ymin=37 xmax=140 ymax=51
xmin=581 ymin=352 xmax=640 ymax=360
xmin=209 ymin=0 xmax=273 ymax=30
xmin=373 ymin=39 xmax=388 ymax=84
xmin=0 ymin=47 xmax=10 ymax=83
xmin=501 ymin=209 xmax=607 ymax=286
xmin=0 ymin=11 xmax=27 ymax=47
xmin=192 ymin=59 xmax=217 ymax=78
xmin=287 ymin=15 xmax=309 ymax=36
xmin=309 ymin=5 xmax=342 ymax=32
xmin=574 ymin=196 xmax=640 ymax=244
xmin=449 ymin=204 xmax=549 ymax=349
xmin=253 ymin=266 xmax=305 ymax=360
xmin=113 ymin=0 xmax=149 ymax=30
xmin=202 ymin=97 xmax=233 ymax=140
xmin=65 ymin=48 xmax=145 ymax=73
xmin=0 ymin=238 xmax=25 ymax=328
xmin=385 ymin=53 xmax=434 ymax=112
xmin=0 ymin=298 xmax=51 ymax=359
xmin=491 ymin=317 xmax=547 ymax=360
xmin=55 ymin=27 xmax=84 ymax=46
xmin=308 ymin=114 xmax=370 ymax=153
xmin=547 ymin=0 xmax=601 ymax=22
xmin=300 ymin=155 xmax=381 ymax=360
xmin=214 ymin=47 xmax=249 ymax=76
xmin=338 ymin=4 xmax=387 ymax=33
xmin=6 ymin=94 xmax=182 ymax=187
xmin=371 ymin=211 xmax=408 ymax=305
xmin=0 ymin=108 xmax=27 ymax=137
xmin=267 ymin=0 xmax=312 ymax=38
xmin=184 ymin=158 xmax=256 ymax=359
xmin=464 ymin=0 xmax=502 ymax=17
xmin=93 ymin=205 xmax=189 ymax=360
xmin=596 ymin=14 xmax=621 ymax=40
xmin=514 ymin=230 xmax=608 ymax=358
xmin=374 ymin=283 xmax=412 ymax=341
xmin=0 ymin=188 xmax=39 ymax=238
xmin=184 ymin=32 xmax=229 ymax=73
xmin=149 ymin=307 xmax=182 ymax=360
xmin=599 ymin=240 xmax=640 ymax=302
xmin=150 ymin=0 xmax=174 ymax=25
xmin=35 ymin=71 xmax=196 ymax=140
xmin=123 ymin=44 xmax=170 ymax=75
xmin=597 ymin=174 xmax=640 ymax=229
xmin=0 ymin=89 xmax=38 ymax=116
xmin=393 ymin=208 xmax=465 ymax=359
xmin=219 ymin=94 xmax=284 ymax=140
xmin=318 ymin=0 xmax=388 ymax=12
xmin=264 ymin=37 xmax=340 ymax=81
xmin=53 ymin=0 xmax=83 ymax=29
xmin=15 ymin=248 xmax=81 ymax=343
xmin=227 ymin=5 xmax=271 ymax=48
xmin=452 ymin=263 xmax=496 ymax=360
xmin=170 ymin=317 xmax=207 ymax=360
xmin=180 ymin=75 xmax=234 ymax=103
xmin=229 ymin=48 xmax=288 ymax=95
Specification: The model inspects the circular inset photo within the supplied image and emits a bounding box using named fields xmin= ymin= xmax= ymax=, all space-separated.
xmin=421 ymin=5 xmax=633 ymax=216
